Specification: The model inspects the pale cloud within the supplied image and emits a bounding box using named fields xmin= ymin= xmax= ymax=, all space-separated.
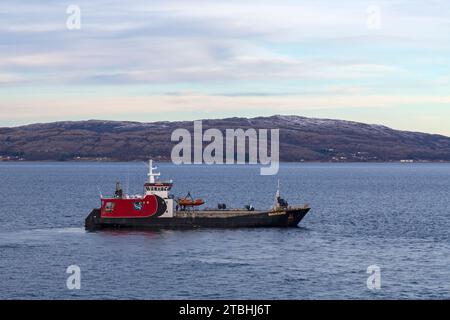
xmin=0 ymin=73 xmax=24 ymax=83
xmin=2 ymin=93 xmax=450 ymax=121
xmin=0 ymin=53 xmax=70 ymax=67
xmin=0 ymin=0 xmax=449 ymax=133
xmin=0 ymin=0 xmax=445 ymax=86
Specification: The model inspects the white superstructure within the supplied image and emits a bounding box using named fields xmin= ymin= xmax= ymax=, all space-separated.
xmin=144 ymin=160 xmax=175 ymax=217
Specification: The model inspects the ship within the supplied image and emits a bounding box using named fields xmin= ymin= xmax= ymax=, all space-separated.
xmin=85 ymin=160 xmax=311 ymax=230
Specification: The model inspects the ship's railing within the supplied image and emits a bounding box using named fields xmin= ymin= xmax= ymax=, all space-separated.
xmin=101 ymin=194 xmax=143 ymax=199
xmin=290 ymin=203 xmax=310 ymax=210
xmin=271 ymin=203 xmax=310 ymax=212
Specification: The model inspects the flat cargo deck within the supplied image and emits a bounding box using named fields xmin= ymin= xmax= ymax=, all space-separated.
xmin=85 ymin=205 xmax=311 ymax=230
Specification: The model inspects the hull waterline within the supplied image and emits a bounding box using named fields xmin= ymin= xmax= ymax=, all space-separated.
xmin=85 ymin=207 xmax=310 ymax=231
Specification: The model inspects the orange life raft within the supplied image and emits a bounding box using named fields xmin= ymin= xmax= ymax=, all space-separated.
xmin=178 ymin=198 xmax=205 ymax=206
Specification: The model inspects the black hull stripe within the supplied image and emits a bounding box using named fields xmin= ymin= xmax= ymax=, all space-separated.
xmin=85 ymin=208 xmax=310 ymax=230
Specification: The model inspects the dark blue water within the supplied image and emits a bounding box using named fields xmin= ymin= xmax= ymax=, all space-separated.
xmin=1 ymin=162 xmax=450 ymax=299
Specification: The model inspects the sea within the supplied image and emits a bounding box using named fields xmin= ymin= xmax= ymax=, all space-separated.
xmin=0 ymin=162 xmax=449 ymax=299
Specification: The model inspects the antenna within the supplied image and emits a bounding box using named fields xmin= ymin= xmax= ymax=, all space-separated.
xmin=274 ymin=179 xmax=281 ymax=209
xmin=97 ymin=186 xmax=103 ymax=198
xmin=126 ymin=166 xmax=130 ymax=195
xmin=147 ymin=159 xmax=161 ymax=183
xmin=276 ymin=179 xmax=280 ymax=198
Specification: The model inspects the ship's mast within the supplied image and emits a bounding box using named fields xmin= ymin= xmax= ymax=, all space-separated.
xmin=276 ymin=179 xmax=280 ymax=198
xmin=147 ymin=159 xmax=160 ymax=183
xmin=274 ymin=179 xmax=280 ymax=208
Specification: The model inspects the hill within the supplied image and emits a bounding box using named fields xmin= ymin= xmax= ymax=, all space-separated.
xmin=1 ymin=115 xmax=450 ymax=162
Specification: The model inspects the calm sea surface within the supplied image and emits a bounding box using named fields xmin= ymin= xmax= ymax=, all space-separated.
xmin=1 ymin=162 xmax=450 ymax=299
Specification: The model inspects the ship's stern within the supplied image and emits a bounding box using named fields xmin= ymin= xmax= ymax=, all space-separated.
xmin=85 ymin=208 xmax=101 ymax=231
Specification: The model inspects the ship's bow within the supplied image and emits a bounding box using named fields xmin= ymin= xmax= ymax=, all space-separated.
xmin=285 ymin=207 xmax=310 ymax=227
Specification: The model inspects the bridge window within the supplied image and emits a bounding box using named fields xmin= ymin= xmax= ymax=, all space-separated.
xmin=105 ymin=202 xmax=115 ymax=213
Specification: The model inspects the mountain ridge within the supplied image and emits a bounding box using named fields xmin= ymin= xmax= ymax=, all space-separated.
xmin=1 ymin=115 xmax=450 ymax=162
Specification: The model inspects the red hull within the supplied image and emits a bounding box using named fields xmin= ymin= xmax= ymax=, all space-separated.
xmin=101 ymin=194 xmax=166 ymax=218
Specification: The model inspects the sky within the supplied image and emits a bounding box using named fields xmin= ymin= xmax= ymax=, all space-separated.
xmin=0 ymin=0 xmax=450 ymax=135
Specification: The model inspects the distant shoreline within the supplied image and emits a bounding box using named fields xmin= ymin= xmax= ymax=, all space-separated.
xmin=1 ymin=159 xmax=449 ymax=164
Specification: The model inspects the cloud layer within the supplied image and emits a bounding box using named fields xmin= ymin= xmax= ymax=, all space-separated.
xmin=0 ymin=0 xmax=450 ymax=134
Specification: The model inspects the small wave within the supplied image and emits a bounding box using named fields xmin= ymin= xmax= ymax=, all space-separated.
xmin=1 ymin=227 xmax=84 ymax=236
xmin=0 ymin=227 xmax=85 ymax=246
xmin=55 ymin=227 xmax=85 ymax=234
xmin=189 ymin=257 xmax=251 ymax=267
